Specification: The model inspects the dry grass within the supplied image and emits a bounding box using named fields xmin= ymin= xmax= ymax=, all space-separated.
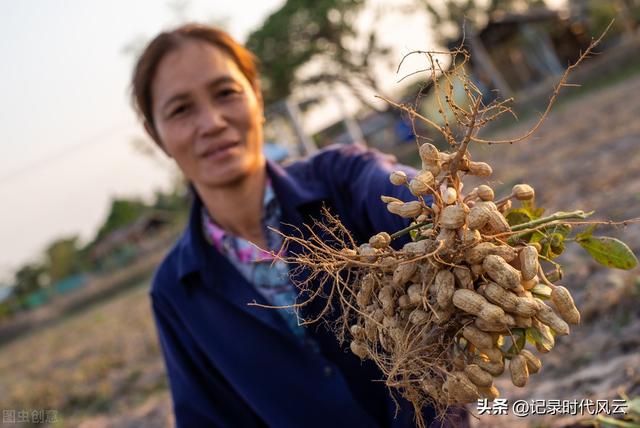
xmin=0 ymin=281 xmax=172 ymax=428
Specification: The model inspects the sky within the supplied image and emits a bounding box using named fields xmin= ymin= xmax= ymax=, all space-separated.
xmin=0 ymin=0 xmax=566 ymax=281
xmin=0 ymin=0 xmax=286 ymax=279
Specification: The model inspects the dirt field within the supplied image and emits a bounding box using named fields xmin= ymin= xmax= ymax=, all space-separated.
xmin=0 ymin=281 xmax=173 ymax=428
xmin=466 ymin=72 xmax=640 ymax=427
xmin=0 ymin=73 xmax=639 ymax=428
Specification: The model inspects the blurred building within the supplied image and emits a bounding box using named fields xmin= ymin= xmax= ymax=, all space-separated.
xmin=449 ymin=7 xmax=592 ymax=98
xmin=311 ymin=108 xmax=415 ymax=153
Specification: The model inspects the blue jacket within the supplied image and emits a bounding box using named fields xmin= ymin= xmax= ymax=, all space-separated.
xmin=150 ymin=144 xmax=469 ymax=428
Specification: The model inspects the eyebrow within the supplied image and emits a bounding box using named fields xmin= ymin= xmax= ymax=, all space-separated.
xmin=161 ymin=76 xmax=239 ymax=112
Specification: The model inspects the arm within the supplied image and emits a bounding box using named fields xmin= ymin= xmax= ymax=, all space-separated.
xmin=315 ymin=143 xmax=430 ymax=245
xmin=150 ymin=291 xmax=262 ymax=428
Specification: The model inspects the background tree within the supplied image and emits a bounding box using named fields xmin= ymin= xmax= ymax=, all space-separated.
xmin=12 ymin=263 xmax=47 ymax=298
xmin=93 ymin=198 xmax=149 ymax=243
xmin=418 ymin=0 xmax=546 ymax=44
xmin=45 ymin=237 xmax=84 ymax=283
xmin=246 ymin=0 xmax=392 ymax=111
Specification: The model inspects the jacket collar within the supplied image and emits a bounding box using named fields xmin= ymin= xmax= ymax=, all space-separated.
xmin=175 ymin=158 xmax=329 ymax=281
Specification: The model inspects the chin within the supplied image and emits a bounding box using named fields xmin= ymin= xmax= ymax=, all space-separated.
xmin=202 ymin=161 xmax=256 ymax=188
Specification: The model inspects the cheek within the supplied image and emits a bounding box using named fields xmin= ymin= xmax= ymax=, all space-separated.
xmin=238 ymin=104 xmax=263 ymax=145
xmin=157 ymin=124 xmax=200 ymax=176
xmin=158 ymin=123 xmax=189 ymax=155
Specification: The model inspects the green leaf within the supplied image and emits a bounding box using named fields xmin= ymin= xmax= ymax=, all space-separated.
xmin=576 ymin=224 xmax=598 ymax=241
xmin=536 ymin=232 xmax=566 ymax=259
xmin=410 ymin=228 xmax=418 ymax=241
xmin=505 ymin=209 xmax=534 ymax=227
xmin=549 ymin=232 xmax=566 ymax=258
xmin=525 ymin=327 xmax=542 ymax=346
xmin=526 ymin=326 xmax=554 ymax=352
xmin=546 ymin=268 xmax=564 ymax=283
xmin=505 ymin=329 xmax=526 ymax=356
xmin=628 ymin=397 xmax=640 ymax=416
xmin=522 ymin=199 xmax=545 ymax=218
xmin=577 ymin=236 xmax=639 ymax=270
xmin=529 ymin=231 xmax=546 ymax=244
xmin=594 ymin=415 xmax=640 ymax=428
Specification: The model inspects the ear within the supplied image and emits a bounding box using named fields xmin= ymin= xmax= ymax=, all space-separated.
xmin=143 ymin=120 xmax=172 ymax=158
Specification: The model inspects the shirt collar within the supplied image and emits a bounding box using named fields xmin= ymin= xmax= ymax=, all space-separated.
xmin=201 ymin=176 xmax=277 ymax=253
xmin=175 ymin=158 xmax=329 ymax=281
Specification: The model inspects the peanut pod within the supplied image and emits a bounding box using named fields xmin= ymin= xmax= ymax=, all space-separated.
xmin=464 ymin=364 xmax=493 ymax=387
xmin=483 ymin=255 xmax=522 ymax=290
xmin=435 ymin=269 xmax=455 ymax=308
xmin=350 ymin=340 xmax=369 ymax=359
xmin=535 ymin=298 xmax=570 ymax=336
xmin=443 ymin=371 xmax=481 ymax=403
xmin=467 ymin=205 xmax=491 ymax=230
xmin=472 ymin=354 xmax=505 ymax=376
xmin=392 ymin=261 xmax=418 ymax=287
xmin=478 ymin=385 xmax=500 ymax=401
xmin=519 ymin=245 xmax=539 ymax=281
xmin=520 ymin=349 xmax=542 ymax=374
xmin=551 ymin=286 xmax=580 ymax=325
xmin=440 ymin=205 xmax=466 ymax=229
xmin=369 ymin=232 xmax=391 ymax=249
xmin=477 ymin=185 xmax=494 ymax=201
xmin=465 ymin=243 xmax=517 ymax=265
xmin=452 ymin=289 xmax=506 ymax=325
xmin=453 ymin=266 xmax=474 ymax=289
xmin=509 ymin=354 xmax=529 ymax=387
xmin=462 ymin=325 xmax=494 ymax=350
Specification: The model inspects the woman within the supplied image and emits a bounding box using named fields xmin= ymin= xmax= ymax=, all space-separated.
xmin=131 ymin=23 xmax=468 ymax=428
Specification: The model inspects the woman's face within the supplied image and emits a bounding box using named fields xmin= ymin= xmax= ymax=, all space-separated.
xmin=149 ymin=40 xmax=265 ymax=188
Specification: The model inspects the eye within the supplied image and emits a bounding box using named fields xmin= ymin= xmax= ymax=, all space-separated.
xmin=169 ymin=103 xmax=190 ymax=118
xmin=218 ymin=87 xmax=241 ymax=99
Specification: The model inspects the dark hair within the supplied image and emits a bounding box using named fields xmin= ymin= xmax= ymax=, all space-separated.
xmin=131 ymin=23 xmax=259 ymax=135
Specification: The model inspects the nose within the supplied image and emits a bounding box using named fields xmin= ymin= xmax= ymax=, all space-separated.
xmin=196 ymin=102 xmax=227 ymax=137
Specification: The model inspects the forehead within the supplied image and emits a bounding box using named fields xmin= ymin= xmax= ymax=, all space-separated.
xmin=151 ymin=40 xmax=247 ymax=106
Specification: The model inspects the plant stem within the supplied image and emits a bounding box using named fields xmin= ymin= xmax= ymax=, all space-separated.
xmin=390 ymin=221 xmax=433 ymax=240
xmin=510 ymin=210 xmax=593 ymax=232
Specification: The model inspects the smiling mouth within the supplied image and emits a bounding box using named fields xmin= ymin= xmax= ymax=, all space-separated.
xmin=201 ymin=141 xmax=240 ymax=158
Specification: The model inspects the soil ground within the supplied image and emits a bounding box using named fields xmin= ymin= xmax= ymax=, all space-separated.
xmin=465 ymin=72 xmax=640 ymax=427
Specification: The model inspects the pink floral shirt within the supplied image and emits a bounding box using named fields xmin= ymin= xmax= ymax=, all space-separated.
xmin=201 ymin=179 xmax=306 ymax=340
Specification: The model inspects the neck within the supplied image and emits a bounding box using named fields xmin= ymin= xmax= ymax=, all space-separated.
xmin=195 ymin=163 xmax=268 ymax=248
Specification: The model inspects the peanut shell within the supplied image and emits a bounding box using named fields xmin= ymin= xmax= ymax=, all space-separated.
xmin=520 ymin=349 xmax=542 ymax=374
xmin=443 ymin=372 xmax=480 ymax=403
xmin=519 ymin=245 xmax=539 ymax=281
xmin=477 ymin=185 xmax=495 ymax=201
xmin=468 ymin=161 xmax=493 ymax=177
xmin=440 ymin=205 xmax=466 ymax=229
xmin=463 ymin=325 xmax=494 ymax=350
xmin=551 ymin=286 xmax=580 ymax=325
xmin=483 ymin=255 xmax=521 ymax=289
xmin=509 ymin=355 xmax=529 ymax=387
xmin=465 ymin=364 xmax=493 ymax=387
xmin=389 ymin=170 xmax=407 ymax=185
xmin=535 ymin=298 xmax=570 ymax=335
xmin=350 ymin=340 xmax=368 ymax=359
xmin=435 ymin=269 xmax=455 ymax=308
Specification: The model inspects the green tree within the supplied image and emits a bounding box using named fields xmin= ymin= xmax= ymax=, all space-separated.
xmin=246 ymin=0 xmax=391 ymax=110
xmin=13 ymin=263 xmax=46 ymax=297
xmin=45 ymin=236 xmax=84 ymax=283
xmin=94 ymin=198 xmax=149 ymax=242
